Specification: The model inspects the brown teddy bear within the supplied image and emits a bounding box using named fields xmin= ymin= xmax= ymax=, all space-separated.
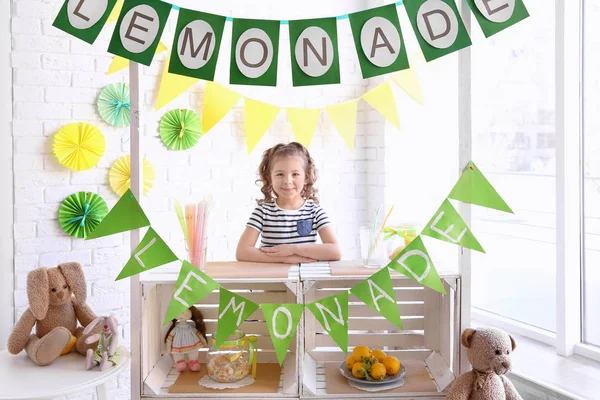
xmin=7 ymin=262 xmax=99 ymax=366
xmin=447 ymin=327 xmax=523 ymax=400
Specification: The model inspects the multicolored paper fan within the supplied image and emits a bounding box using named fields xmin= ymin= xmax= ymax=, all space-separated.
xmin=109 ymin=155 xmax=155 ymax=196
xmin=53 ymin=123 xmax=106 ymax=171
xmin=97 ymin=83 xmax=131 ymax=128
xmin=159 ymin=109 xmax=202 ymax=150
xmin=59 ymin=192 xmax=108 ymax=239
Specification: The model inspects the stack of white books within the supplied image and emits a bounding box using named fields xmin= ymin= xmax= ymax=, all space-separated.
xmin=298 ymin=262 xmax=331 ymax=279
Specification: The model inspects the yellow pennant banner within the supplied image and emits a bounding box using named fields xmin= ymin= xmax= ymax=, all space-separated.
xmin=362 ymin=82 xmax=401 ymax=130
xmin=106 ymin=0 xmax=123 ymax=24
xmin=285 ymin=108 xmax=320 ymax=148
xmin=325 ymin=99 xmax=358 ymax=152
xmin=155 ymin=53 xmax=199 ymax=110
xmin=106 ymin=42 xmax=167 ymax=75
xmin=202 ymin=82 xmax=242 ymax=134
xmin=244 ymin=99 xmax=281 ymax=154
xmin=391 ymin=68 xmax=424 ymax=105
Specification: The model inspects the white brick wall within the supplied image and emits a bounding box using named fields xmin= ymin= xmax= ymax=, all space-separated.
xmin=9 ymin=0 xmax=389 ymax=398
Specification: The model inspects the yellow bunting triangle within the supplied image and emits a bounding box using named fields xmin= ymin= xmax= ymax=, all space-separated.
xmin=286 ymin=108 xmax=320 ymax=148
xmin=362 ymin=82 xmax=401 ymax=130
xmin=325 ymin=99 xmax=358 ymax=152
xmin=391 ymin=68 xmax=424 ymax=105
xmin=202 ymin=82 xmax=242 ymax=134
xmin=106 ymin=42 xmax=167 ymax=75
xmin=106 ymin=0 xmax=124 ymax=24
xmin=244 ymin=99 xmax=281 ymax=154
xmin=155 ymin=53 xmax=199 ymax=110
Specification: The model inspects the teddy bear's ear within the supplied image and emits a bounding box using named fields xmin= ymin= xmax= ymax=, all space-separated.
xmin=57 ymin=262 xmax=87 ymax=305
xmin=461 ymin=328 xmax=477 ymax=348
xmin=509 ymin=334 xmax=517 ymax=351
xmin=27 ymin=268 xmax=49 ymax=320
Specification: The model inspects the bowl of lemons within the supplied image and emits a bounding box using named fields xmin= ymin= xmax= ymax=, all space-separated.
xmin=339 ymin=346 xmax=406 ymax=385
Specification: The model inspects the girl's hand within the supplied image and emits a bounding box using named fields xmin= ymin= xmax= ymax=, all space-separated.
xmin=281 ymin=255 xmax=317 ymax=264
xmin=260 ymin=244 xmax=296 ymax=257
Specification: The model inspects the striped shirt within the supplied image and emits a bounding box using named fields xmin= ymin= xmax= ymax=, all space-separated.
xmin=246 ymin=200 xmax=331 ymax=248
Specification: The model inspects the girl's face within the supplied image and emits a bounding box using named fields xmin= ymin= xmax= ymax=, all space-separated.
xmin=270 ymin=155 xmax=307 ymax=202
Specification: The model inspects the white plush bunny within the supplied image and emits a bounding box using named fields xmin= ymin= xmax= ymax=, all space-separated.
xmin=83 ymin=315 xmax=120 ymax=371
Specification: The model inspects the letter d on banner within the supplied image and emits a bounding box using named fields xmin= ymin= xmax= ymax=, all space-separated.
xmin=107 ymin=0 xmax=171 ymax=66
xmin=53 ymin=0 xmax=118 ymax=44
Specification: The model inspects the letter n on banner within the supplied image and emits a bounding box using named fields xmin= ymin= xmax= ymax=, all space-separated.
xmin=403 ymin=0 xmax=472 ymax=62
xmin=53 ymin=0 xmax=118 ymax=44
xmin=288 ymin=17 xmax=340 ymax=87
xmin=168 ymin=8 xmax=226 ymax=80
xmin=348 ymin=4 xmax=409 ymax=79
xmin=306 ymin=291 xmax=348 ymax=354
xmin=107 ymin=0 xmax=172 ymax=66
xmin=230 ymin=18 xmax=280 ymax=86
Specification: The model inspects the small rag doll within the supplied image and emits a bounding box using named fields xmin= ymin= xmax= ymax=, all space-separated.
xmin=165 ymin=306 xmax=207 ymax=372
xmin=83 ymin=315 xmax=120 ymax=371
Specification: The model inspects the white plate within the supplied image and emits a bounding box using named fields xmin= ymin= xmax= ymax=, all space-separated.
xmin=339 ymin=361 xmax=407 ymax=385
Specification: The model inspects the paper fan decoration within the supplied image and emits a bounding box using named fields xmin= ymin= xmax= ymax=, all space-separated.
xmin=159 ymin=109 xmax=202 ymax=150
xmin=53 ymin=123 xmax=106 ymax=171
xmin=59 ymin=192 xmax=108 ymax=239
xmin=109 ymin=155 xmax=155 ymax=196
xmin=97 ymin=83 xmax=131 ymax=128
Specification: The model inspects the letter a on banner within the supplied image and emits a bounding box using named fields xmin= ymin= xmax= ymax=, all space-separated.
xmin=403 ymin=0 xmax=472 ymax=62
xmin=230 ymin=18 xmax=280 ymax=86
xmin=107 ymin=0 xmax=171 ymax=66
xmin=169 ymin=8 xmax=226 ymax=80
xmin=466 ymin=0 xmax=529 ymax=38
xmin=350 ymin=267 xmax=403 ymax=329
xmin=261 ymin=303 xmax=305 ymax=365
xmin=348 ymin=4 xmax=409 ymax=79
xmin=53 ymin=0 xmax=118 ymax=44
xmin=288 ymin=17 xmax=340 ymax=87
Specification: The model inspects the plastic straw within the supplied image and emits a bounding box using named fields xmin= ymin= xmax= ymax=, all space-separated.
xmin=368 ymin=205 xmax=395 ymax=260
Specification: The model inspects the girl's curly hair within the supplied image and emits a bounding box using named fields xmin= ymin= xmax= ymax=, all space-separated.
xmin=256 ymin=142 xmax=319 ymax=204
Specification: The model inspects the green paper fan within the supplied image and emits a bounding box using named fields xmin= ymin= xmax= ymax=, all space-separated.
xmin=59 ymin=192 xmax=109 ymax=239
xmin=159 ymin=109 xmax=202 ymax=151
xmin=97 ymin=83 xmax=131 ymax=128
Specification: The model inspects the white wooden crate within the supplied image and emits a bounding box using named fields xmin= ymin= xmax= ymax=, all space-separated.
xmin=301 ymin=276 xmax=461 ymax=399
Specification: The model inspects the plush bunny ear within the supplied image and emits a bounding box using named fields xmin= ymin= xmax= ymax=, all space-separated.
xmin=57 ymin=262 xmax=86 ymax=305
xmin=83 ymin=316 xmax=103 ymax=335
xmin=27 ymin=268 xmax=49 ymax=320
xmin=461 ymin=328 xmax=477 ymax=349
xmin=107 ymin=315 xmax=119 ymax=336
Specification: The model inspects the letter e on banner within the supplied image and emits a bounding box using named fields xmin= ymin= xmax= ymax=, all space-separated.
xmin=294 ymin=26 xmax=334 ymax=77
xmin=68 ymin=0 xmax=109 ymax=29
xmin=416 ymin=0 xmax=459 ymax=49
xmin=178 ymin=20 xmax=216 ymax=69
xmin=360 ymin=16 xmax=401 ymax=67
xmin=120 ymin=5 xmax=160 ymax=53
xmin=475 ymin=0 xmax=515 ymax=23
xmin=235 ymin=28 xmax=273 ymax=78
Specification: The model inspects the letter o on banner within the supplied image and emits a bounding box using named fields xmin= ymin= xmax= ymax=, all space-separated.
xmin=294 ymin=26 xmax=334 ymax=77
xmin=67 ymin=0 xmax=108 ymax=29
xmin=416 ymin=0 xmax=458 ymax=49
xmin=119 ymin=5 xmax=160 ymax=53
xmin=235 ymin=28 xmax=273 ymax=79
xmin=474 ymin=0 xmax=515 ymax=23
xmin=360 ymin=17 xmax=401 ymax=68
xmin=177 ymin=20 xmax=216 ymax=69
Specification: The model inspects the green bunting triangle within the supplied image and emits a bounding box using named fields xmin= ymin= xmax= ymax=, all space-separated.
xmin=163 ymin=260 xmax=220 ymax=325
xmin=307 ymin=291 xmax=348 ymax=354
xmin=116 ymin=227 xmax=178 ymax=280
xmin=261 ymin=303 xmax=305 ymax=365
xmin=388 ymin=236 xmax=446 ymax=294
xmin=350 ymin=267 xmax=402 ymax=329
xmin=215 ymin=288 xmax=259 ymax=348
xmin=448 ymin=161 xmax=513 ymax=213
xmin=86 ymin=189 xmax=150 ymax=239
xmin=421 ymin=199 xmax=485 ymax=253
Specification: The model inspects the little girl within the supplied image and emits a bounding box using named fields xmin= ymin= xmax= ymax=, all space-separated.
xmin=236 ymin=142 xmax=341 ymax=263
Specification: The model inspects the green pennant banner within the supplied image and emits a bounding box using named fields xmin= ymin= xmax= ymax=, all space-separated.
xmin=307 ymin=291 xmax=348 ymax=354
xmin=230 ymin=18 xmax=280 ymax=86
xmin=52 ymin=0 xmax=118 ymax=44
xmin=261 ymin=303 xmax=305 ymax=365
xmin=421 ymin=199 xmax=485 ymax=253
xmin=169 ymin=8 xmax=226 ymax=80
xmin=388 ymin=236 xmax=447 ymax=294
xmin=403 ymin=0 xmax=472 ymax=62
xmin=350 ymin=267 xmax=403 ymax=329
xmin=466 ymin=0 xmax=529 ymax=38
xmin=215 ymin=288 xmax=259 ymax=348
xmin=116 ymin=227 xmax=178 ymax=280
xmin=107 ymin=0 xmax=171 ymax=66
xmin=448 ymin=161 xmax=513 ymax=213
xmin=288 ymin=17 xmax=340 ymax=87
xmin=348 ymin=3 xmax=409 ymax=79
xmin=163 ymin=260 xmax=220 ymax=325
xmin=86 ymin=189 xmax=150 ymax=240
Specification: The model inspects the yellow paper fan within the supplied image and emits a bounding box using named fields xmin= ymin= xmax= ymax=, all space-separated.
xmin=109 ymin=155 xmax=155 ymax=196
xmin=53 ymin=123 xmax=105 ymax=171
